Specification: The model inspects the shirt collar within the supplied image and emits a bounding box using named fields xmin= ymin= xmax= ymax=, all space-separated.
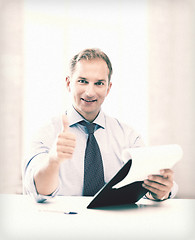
xmin=93 ymin=109 xmax=105 ymax=129
xmin=67 ymin=105 xmax=105 ymax=129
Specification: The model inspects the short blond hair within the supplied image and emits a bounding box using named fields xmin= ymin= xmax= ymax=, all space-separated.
xmin=69 ymin=48 xmax=113 ymax=81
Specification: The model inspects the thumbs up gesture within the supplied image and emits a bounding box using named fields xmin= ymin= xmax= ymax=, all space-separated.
xmin=62 ymin=114 xmax=70 ymax=132
xmin=51 ymin=115 xmax=76 ymax=163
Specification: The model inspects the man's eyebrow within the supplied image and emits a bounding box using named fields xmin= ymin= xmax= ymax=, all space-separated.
xmin=78 ymin=77 xmax=87 ymax=80
xmin=97 ymin=79 xmax=106 ymax=82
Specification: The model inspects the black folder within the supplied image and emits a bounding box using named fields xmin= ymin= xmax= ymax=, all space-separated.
xmin=87 ymin=159 xmax=148 ymax=209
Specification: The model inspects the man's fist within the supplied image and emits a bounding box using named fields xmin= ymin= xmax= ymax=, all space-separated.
xmin=50 ymin=115 xmax=76 ymax=163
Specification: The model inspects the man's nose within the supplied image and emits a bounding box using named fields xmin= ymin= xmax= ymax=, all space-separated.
xmin=86 ymin=84 xmax=95 ymax=97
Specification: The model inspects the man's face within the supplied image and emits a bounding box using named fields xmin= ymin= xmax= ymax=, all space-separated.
xmin=66 ymin=59 xmax=112 ymax=122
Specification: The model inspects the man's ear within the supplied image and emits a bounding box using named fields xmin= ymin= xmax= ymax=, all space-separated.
xmin=66 ymin=76 xmax=71 ymax=92
xmin=106 ymin=81 xmax=112 ymax=96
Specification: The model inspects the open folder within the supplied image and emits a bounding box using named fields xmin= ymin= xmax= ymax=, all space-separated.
xmin=87 ymin=144 xmax=183 ymax=209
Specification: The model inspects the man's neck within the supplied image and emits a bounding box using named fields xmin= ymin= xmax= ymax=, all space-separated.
xmin=72 ymin=105 xmax=100 ymax=123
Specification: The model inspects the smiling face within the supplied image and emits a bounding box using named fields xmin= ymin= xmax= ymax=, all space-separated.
xmin=66 ymin=59 xmax=112 ymax=122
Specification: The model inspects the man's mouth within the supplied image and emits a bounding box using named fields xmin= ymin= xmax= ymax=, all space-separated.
xmin=81 ymin=98 xmax=97 ymax=103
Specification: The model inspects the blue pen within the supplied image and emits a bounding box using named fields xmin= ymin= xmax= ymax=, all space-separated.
xmin=39 ymin=209 xmax=78 ymax=214
xmin=64 ymin=211 xmax=78 ymax=215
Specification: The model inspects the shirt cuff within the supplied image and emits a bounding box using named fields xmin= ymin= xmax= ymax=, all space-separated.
xmin=168 ymin=180 xmax=178 ymax=199
xmin=32 ymin=184 xmax=60 ymax=203
xmin=24 ymin=165 xmax=60 ymax=203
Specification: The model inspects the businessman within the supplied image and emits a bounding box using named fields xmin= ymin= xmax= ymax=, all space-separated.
xmin=23 ymin=48 xmax=176 ymax=202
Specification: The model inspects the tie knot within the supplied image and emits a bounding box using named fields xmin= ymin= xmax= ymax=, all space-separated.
xmin=79 ymin=121 xmax=95 ymax=134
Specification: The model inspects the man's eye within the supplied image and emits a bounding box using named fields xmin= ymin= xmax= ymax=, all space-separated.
xmin=96 ymin=81 xmax=104 ymax=86
xmin=78 ymin=80 xmax=87 ymax=84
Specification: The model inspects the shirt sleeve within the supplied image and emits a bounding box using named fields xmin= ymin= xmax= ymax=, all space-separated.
xmin=168 ymin=181 xmax=179 ymax=199
xmin=23 ymin=152 xmax=60 ymax=203
xmin=22 ymin=116 xmax=62 ymax=202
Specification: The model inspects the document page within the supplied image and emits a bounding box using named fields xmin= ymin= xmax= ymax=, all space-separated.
xmin=113 ymin=144 xmax=183 ymax=189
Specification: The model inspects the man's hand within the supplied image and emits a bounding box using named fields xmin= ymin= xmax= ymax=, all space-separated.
xmin=34 ymin=115 xmax=76 ymax=196
xmin=142 ymin=169 xmax=174 ymax=200
xmin=50 ymin=115 xmax=76 ymax=164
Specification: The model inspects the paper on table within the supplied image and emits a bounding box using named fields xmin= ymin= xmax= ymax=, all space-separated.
xmin=113 ymin=144 xmax=183 ymax=189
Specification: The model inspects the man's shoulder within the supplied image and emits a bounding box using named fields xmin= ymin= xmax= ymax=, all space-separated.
xmin=34 ymin=114 xmax=63 ymax=138
xmin=104 ymin=114 xmax=144 ymax=147
xmin=104 ymin=113 xmax=132 ymax=129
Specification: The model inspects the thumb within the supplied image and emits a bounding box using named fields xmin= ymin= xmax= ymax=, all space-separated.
xmin=62 ymin=114 xmax=69 ymax=132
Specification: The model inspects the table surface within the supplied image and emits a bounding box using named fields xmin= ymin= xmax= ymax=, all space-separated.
xmin=0 ymin=194 xmax=194 ymax=240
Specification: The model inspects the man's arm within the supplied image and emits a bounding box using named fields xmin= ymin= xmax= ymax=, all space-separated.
xmin=142 ymin=169 xmax=174 ymax=200
xmin=34 ymin=115 xmax=76 ymax=196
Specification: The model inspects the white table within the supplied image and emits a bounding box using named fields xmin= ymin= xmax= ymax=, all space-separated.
xmin=0 ymin=194 xmax=194 ymax=240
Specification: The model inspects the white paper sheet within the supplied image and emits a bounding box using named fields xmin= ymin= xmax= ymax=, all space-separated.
xmin=113 ymin=144 xmax=183 ymax=189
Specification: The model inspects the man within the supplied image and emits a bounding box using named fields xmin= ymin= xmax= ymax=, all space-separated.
xmin=23 ymin=48 xmax=176 ymax=202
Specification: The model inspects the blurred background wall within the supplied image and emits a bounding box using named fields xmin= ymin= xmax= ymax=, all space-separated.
xmin=0 ymin=0 xmax=194 ymax=198
xmin=0 ymin=0 xmax=23 ymax=193
xmin=147 ymin=0 xmax=195 ymax=198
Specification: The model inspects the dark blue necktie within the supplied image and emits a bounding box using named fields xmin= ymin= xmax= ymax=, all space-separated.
xmin=80 ymin=121 xmax=105 ymax=196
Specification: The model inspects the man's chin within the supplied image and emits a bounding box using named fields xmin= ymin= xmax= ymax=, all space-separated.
xmin=77 ymin=107 xmax=100 ymax=121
